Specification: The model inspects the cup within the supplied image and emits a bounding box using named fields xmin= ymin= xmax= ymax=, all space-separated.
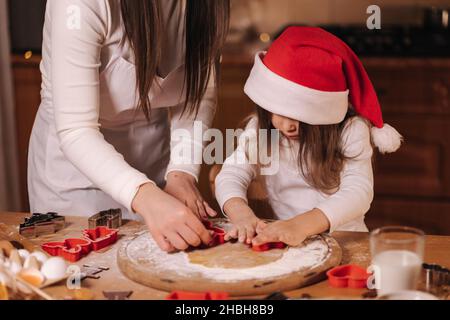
xmin=370 ymin=226 xmax=425 ymax=296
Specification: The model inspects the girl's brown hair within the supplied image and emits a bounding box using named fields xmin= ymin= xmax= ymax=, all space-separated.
xmin=256 ymin=106 xmax=357 ymax=194
xmin=120 ymin=0 xmax=230 ymax=119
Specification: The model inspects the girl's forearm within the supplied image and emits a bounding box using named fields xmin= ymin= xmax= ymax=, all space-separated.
xmin=292 ymin=208 xmax=331 ymax=238
xmin=223 ymin=197 xmax=253 ymax=220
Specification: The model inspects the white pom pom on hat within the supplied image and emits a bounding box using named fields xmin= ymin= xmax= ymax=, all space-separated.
xmin=371 ymin=124 xmax=403 ymax=154
xmin=244 ymin=26 xmax=403 ymax=153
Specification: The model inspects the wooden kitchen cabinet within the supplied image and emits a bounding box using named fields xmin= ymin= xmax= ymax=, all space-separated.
xmin=11 ymin=54 xmax=450 ymax=234
xmin=11 ymin=54 xmax=41 ymax=211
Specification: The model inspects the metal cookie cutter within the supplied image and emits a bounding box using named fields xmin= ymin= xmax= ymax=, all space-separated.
xmin=19 ymin=212 xmax=66 ymax=238
xmin=88 ymin=209 xmax=122 ymax=229
xmin=81 ymin=264 xmax=110 ymax=280
xmin=422 ymin=263 xmax=450 ymax=297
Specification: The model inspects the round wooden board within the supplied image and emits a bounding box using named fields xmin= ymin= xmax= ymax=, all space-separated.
xmin=117 ymin=221 xmax=342 ymax=296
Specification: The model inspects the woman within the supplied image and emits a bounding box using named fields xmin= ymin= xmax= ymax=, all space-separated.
xmin=27 ymin=0 xmax=230 ymax=252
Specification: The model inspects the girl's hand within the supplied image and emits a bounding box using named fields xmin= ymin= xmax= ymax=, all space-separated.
xmin=252 ymin=208 xmax=331 ymax=247
xmin=223 ymin=198 xmax=266 ymax=244
xmin=252 ymin=219 xmax=307 ymax=247
xmin=164 ymin=171 xmax=218 ymax=220
xmin=132 ymin=182 xmax=212 ymax=252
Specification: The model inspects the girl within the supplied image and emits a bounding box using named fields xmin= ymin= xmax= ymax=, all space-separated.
xmin=27 ymin=0 xmax=229 ymax=252
xmin=215 ymin=27 xmax=402 ymax=247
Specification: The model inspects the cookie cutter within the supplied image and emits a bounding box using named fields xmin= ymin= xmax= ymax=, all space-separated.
xmin=83 ymin=226 xmax=119 ymax=251
xmin=202 ymin=220 xmax=226 ymax=247
xmin=88 ymin=209 xmax=122 ymax=229
xmin=422 ymin=263 xmax=450 ymax=297
xmin=166 ymin=291 xmax=229 ymax=300
xmin=19 ymin=212 xmax=65 ymax=238
xmin=41 ymin=226 xmax=118 ymax=262
xmin=41 ymin=238 xmax=92 ymax=263
xmin=252 ymin=242 xmax=287 ymax=252
xmin=326 ymin=264 xmax=370 ymax=288
xmin=80 ymin=264 xmax=110 ymax=280
xmin=103 ymin=291 xmax=133 ymax=300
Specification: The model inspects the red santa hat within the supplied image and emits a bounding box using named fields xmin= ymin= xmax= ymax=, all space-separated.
xmin=244 ymin=26 xmax=402 ymax=153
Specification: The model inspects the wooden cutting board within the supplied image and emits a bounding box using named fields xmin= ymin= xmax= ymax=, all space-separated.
xmin=117 ymin=220 xmax=342 ymax=296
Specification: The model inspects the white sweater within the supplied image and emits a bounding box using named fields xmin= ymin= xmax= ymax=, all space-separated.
xmin=215 ymin=116 xmax=374 ymax=232
xmin=30 ymin=0 xmax=216 ymax=214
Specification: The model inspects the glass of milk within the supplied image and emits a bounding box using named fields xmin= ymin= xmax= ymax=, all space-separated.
xmin=370 ymin=226 xmax=425 ymax=296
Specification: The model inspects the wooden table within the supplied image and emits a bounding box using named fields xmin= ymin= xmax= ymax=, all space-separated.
xmin=1 ymin=212 xmax=449 ymax=300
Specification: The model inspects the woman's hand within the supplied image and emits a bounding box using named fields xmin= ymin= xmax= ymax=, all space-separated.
xmin=252 ymin=208 xmax=331 ymax=247
xmin=223 ymin=198 xmax=266 ymax=244
xmin=132 ymin=182 xmax=212 ymax=252
xmin=164 ymin=171 xmax=217 ymax=220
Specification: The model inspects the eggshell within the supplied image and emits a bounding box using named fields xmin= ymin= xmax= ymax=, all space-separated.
xmin=30 ymin=251 xmax=48 ymax=265
xmin=23 ymin=256 xmax=40 ymax=270
xmin=9 ymin=250 xmax=22 ymax=267
xmin=40 ymin=257 xmax=67 ymax=280
xmin=0 ymin=271 xmax=12 ymax=287
xmin=18 ymin=249 xmax=30 ymax=263
xmin=18 ymin=268 xmax=45 ymax=287
xmin=9 ymin=262 xmax=22 ymax=275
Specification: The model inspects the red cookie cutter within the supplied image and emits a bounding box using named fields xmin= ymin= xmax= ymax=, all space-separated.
xmin=166 ymin=291 xmax=229 ymax=300
xmin=83 ymin=226 xmax=119 ymax=251
xmin=326 ymin=264 xmax=370 ymax=288
xmin=203 ymin=220 xmax=226 ymax=247
xmin=41 ymin=238 xmax=92 ymax=263
xmin=41 ymin=226 xmax=119 ymax=262
xmin=252 ymin=242 xmax=287 ymax=252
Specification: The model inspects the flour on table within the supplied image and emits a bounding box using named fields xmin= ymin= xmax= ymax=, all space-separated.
xmin=124 ymin=231 xmax=330 ymax=282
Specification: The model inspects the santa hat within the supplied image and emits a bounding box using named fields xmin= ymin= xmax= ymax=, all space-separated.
xmin=244 ymin=26 xmax=402 ymax=153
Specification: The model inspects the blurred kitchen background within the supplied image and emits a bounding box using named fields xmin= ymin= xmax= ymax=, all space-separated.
xmin=0 ymin=0 xmax=449 ymax=234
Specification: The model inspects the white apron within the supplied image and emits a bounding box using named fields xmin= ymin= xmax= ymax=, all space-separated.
xmin=28 ymin=41 xmax=187 ymax=220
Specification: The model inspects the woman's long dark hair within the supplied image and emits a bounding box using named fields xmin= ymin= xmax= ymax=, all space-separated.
xmin=256 ymin=106 xmax=357 ymax=194
xmin=120 ymin=0 xmax=230 ymax=119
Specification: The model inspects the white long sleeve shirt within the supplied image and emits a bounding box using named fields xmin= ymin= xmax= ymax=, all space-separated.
xmin=28 ymin=0 xmax=216 ymax=216
xmin=215 ymin=116 xmax=374 ymax=232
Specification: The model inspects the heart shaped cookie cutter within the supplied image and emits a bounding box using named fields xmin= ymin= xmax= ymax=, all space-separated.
xmin=41 ymin=226 xmax=119 ymax=262
xmin=41 ymin=238 xmax=92 ymax=263
xmin=83 ymin=226 xmax=119 ymax=251
xmin=326 ymin=264 xmax=370 ymax=288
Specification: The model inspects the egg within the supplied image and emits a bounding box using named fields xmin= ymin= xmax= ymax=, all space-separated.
xmin=30 ymin=251 xmax=48 ymax=265
xmin=18 ymin=249 xmax=30 ymax=263
xmin=40 ymin=257 xmax=67 ymax=280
